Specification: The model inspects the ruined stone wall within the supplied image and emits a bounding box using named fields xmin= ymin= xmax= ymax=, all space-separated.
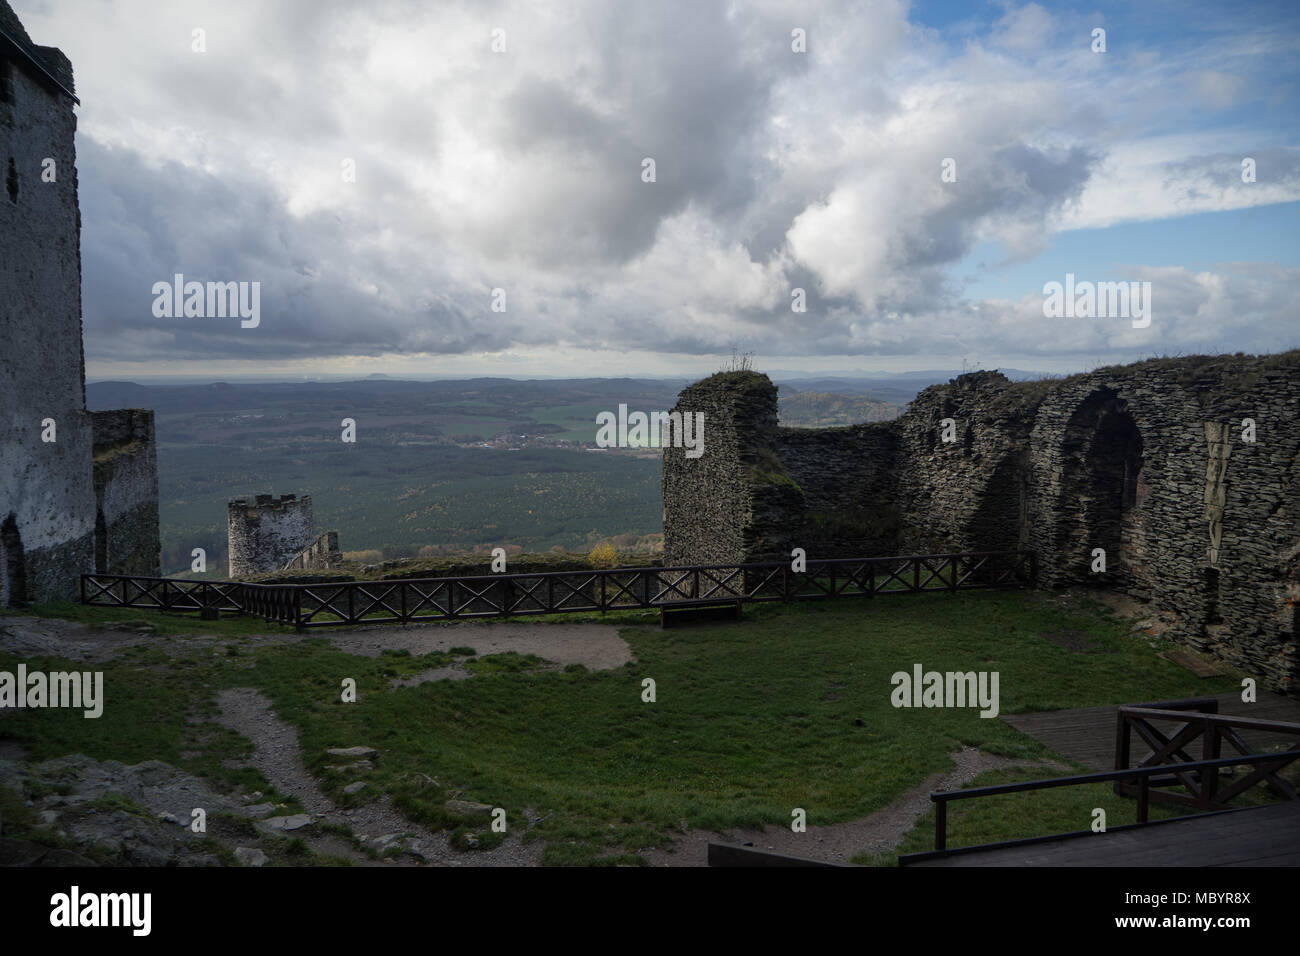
xmin=0 ymin=11 xmax=94 ymax=604
xmin=663 ymin=373 xmax=774 ymax=566
xmin=663 ymin=372 xmax=903 ymax=567
xmin=1025 ymin=354 xmax=1300 ymax=692
xmin=282 ymin=530 xmax=341 ymax=571
xmin=663 ymin=351 xmax=1300 ymax=693
xmin=893 ymin=372 xmax=1043 ymax=555
xmin=227 ymin=494 xmax=315 ymax=577
xmin=773 ymin=423 xmax=900 ymax=558
xmin=91 ymin=409 xmax=160 ymax=575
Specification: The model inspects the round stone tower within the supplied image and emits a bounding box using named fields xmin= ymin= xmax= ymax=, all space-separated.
xmin=226 ymin=493 xmax=314 ymax=577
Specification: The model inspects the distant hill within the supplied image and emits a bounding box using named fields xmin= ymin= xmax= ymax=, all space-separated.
xmin=84 ymin=374 xmax=1044 ymax=573
xmin=778 ymin=390 xmax=902 ymax=426
xmin=85 ymin=377 xmax=686 ymax=575
xmin=87 ymin=376 xmax=692 ymax=415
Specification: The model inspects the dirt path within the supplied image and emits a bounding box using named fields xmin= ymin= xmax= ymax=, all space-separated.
xmin=641 ymin=747 xmax=1072 ymax=866
xmin=212 ymin=687 xmax=544 ymax=866
xmin=4 ymin=614 xmax=1073 ymax=867
xmin=0 ymin=616 xmax=162 ymax=662
xmin=312 ymin=620 xmax=634 ymax=670
xmin=0 ymin=615 xmax=634 ymax=673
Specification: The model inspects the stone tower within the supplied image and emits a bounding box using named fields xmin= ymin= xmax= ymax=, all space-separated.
xmin=0 ymin=1 xmax=160 ymax=605
xmin=227 ymin=494 xmax=316 ymax=577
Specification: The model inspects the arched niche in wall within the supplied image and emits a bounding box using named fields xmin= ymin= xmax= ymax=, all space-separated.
xmin=1052 ymin=389 xmax=1145 ymax=587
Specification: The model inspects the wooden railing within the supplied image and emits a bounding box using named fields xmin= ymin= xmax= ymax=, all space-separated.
xmin=79 ymin=574 xmax=244 ymax=614
xmin=1115 ymin=700 xmax=1300 ymax=810
xmin=80 ymin=550 xmax=1034 ymax=628
xmin=920 ymin=751 xmax=1300 ymax=857
xmin=909 ymin=696 xmax=1300 ymax=859
xmin=239 ymin=582 xmax=301 ymax=626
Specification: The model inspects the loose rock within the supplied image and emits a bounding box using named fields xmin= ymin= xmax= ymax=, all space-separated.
xmin=234 ymin=847 xmax=269 ymax=867
xmin=445 ymin=799 xmax=494 ymax=819
xmin=326 ymin=747 xmax=377 ymax=759
xmin=261 ymin=814 xmax=313 ymax=832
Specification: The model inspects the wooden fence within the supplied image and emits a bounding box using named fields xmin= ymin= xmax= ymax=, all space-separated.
xmin=80 ymin=550 xmax=1034 ymax=628
xmin=1114 ymin=700 xmax=1300 ymax=810
xmin=905 ymin=696 xmax=1300 ymax=860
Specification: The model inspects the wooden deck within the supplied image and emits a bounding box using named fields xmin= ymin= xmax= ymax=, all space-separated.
xmin=1002 ymin=691 xmax=1300 ymax=772
xmin=904 ymin=800 xmax=1300 ymax=866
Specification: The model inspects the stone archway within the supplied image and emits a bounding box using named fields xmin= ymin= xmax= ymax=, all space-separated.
xmin=1053 ymin=390 xmax=1145 ymax=589
xmin=967 ymin=452 xmax=1029 ymax=552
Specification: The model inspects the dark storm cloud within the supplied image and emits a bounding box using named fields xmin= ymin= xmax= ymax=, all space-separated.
xmin=78 ymin=140 xmax=508 ymax=361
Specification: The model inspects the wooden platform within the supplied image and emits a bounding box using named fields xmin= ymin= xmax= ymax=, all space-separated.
xmin=1002 ymin=691 xmax=1300 ymax=772
xmin=904 ymin=800 xmax=1300 ymax=866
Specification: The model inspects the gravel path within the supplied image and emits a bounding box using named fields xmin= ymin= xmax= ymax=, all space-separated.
xmin=213 ymin=687 xmax=543 ymax=866
xmin=0 ymin=616 xmax=160 ymax=662
xmin=3 ymin=614 xmax=1070 ymax=867
xmin=0 ymin=616 xmax=634 ymax=673
xmin=314 ymin=621 xmax=633 ymax=670
xmin=641 ymin=747 xmax=1073 ymax=866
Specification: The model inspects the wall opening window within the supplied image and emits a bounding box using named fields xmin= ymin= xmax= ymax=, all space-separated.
xmin=0 ymin=56 xmax=14 ymax=106
xmin=1055 ymin=391 xmax=1144 ymax=586
xmin=1 ymin=513 xmax=26 ymax=607
xmin=95 ymin=509 xmax=108 ymax=573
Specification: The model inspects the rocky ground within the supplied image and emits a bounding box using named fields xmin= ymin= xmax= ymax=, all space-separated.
xmin=0 ymin=615 xmax=629 ymax=867
xmin=1 ymin=593 xmax=1151 ymax=867
xmin=2 ymin=753 xmax=260 ymax=867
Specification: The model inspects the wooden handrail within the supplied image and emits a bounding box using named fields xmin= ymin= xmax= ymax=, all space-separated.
xmin=79 ymin=550 xmax=1035 ymax=628
xmin=1121 ymin=706 xmax=1300 ymax=737
xmin=1114 ymin=702 xmax=1300 ymax=811
xmin=931 ymin=750 xmax=1300 ymax=852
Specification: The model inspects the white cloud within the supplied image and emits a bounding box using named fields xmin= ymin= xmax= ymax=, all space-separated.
xmin=9 ymin=0 xmax=1296 ymax=373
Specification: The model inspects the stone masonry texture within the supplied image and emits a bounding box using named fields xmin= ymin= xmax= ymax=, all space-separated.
xmin=91 ymin=409 xmax=161 ymax=576
xmin=227 ymin=494 xmax=316 ymax=577
xmin=663 ymin=353 xmax=1300 ymax=695
xmin=0 ymin=1 xmax=160 ymax=604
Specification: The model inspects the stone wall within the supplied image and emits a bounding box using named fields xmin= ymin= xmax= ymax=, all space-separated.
xmin=663 ymin=351 xmax=1300 ymax=694
xmin=90 ymin=409 xmax=161 ymax=575
xmin=0 ymin=5 xmax=102 ymax=604
xmin=227 ymin=494 xmax=316 ymax=577
xmin=773 ymin=423 xmax=900 ymax=558
xmin=890 ymin=372 xmax=1045 ymax=556
xmin=282 ymin=530 xmax=342 ymax=571
xmin=1024 ymin=354 xmax=1300 ymax=692
xmin=662 ymin=372 xmax=774 ymax=567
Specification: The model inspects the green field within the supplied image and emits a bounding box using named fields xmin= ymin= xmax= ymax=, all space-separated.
xmin=4 ymin=587 xmax=1272 ymax=866
xmin=87 ymin=377 xmax=913 ymax=575
xmin=159 ymin=441 xmax=663 ymax=573
xmin=87 ymin=378 xmax=686 ymax=574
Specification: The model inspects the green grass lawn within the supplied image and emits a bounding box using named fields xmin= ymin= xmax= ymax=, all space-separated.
xmin=0 ymin=588 xmax=1252 ymax=865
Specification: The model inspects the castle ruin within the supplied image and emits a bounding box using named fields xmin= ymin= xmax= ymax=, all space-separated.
xmin=227 ymin=494 xmax=339 ymax=576
xmin=662 ymin=352 xmax=1300 ymax=695
xmin=0 ymin=2 xmax=160 ymax=605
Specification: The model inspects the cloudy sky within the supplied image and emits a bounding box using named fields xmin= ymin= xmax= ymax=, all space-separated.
xmin=16 ymin=0 xmax=1300 ymax=380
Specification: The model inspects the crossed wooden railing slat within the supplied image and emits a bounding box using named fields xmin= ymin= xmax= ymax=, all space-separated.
xmin=79 ymin=550 xmax=1034 ymax=628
